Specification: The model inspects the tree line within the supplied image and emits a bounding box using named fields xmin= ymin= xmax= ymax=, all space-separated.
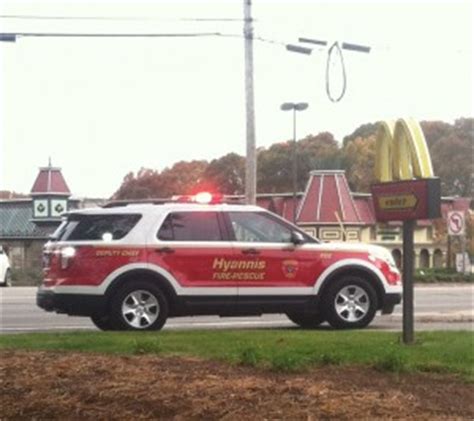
xmin=113 ymin=118 xmax=473 ymax=200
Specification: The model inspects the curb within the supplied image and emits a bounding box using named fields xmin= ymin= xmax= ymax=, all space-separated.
xmin=382 ymin=313 xmax=474 ymax=323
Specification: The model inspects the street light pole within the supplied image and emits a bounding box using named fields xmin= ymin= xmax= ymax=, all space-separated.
xmin=281 ymin=102 xmax=309 ymax=223
xmin=292 ymin=107 xmax=297 ymax=223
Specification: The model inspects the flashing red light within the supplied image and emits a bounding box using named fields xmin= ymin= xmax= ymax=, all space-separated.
xmin=172 ymin=192 xmax=222 ymax=204
xmin=194 ymin=192 xmax=213 ymax=204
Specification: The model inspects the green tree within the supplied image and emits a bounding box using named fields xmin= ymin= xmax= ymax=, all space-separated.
xmin=158 ymin=160 xmax=209 ymax=196
xmin=257 ymin=132 xmax=341 ymax=193
xmin=342 ymin=135 xmax=376 ymax=192
xmin=112 ymin=117 xmax=472 ymax=200
xmin=426 ymin=118 xmax=473 ymax=196
xmin=112 ymin=161 xmax=209 ymax=199
xmin=203 ymin=153 xmax=245 ymax=195
xmin=342 ymin=122 xmax=378 ymax=146
xmin=112 ymin=169 xmax=162 ymax=200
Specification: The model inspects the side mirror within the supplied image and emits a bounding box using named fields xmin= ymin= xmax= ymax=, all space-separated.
xmin=290 ymin=231 xmax=305 ymax=245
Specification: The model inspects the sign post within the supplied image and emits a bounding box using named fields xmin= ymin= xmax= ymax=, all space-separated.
xmin=402 ymin=220 xmax=415 ymax=344
xmin=447 ymin=211 xmax=467 ymax=274
xmin=371 ymin=118 xmax=441 ymax=345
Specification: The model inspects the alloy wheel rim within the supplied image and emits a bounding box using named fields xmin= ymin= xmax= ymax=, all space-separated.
xmin=334 ymin=285 xmax=370 ymax=322
xmin=121 ymin=290 xmax=159 ymax=329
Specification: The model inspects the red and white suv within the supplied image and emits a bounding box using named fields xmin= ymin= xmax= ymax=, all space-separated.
xmin=37 ymin=196 xmax=402 ymax=331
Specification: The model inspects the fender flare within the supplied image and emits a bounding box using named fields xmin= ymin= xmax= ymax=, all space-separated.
xmin=100 ymin=263 xmax=181 ymax=303
xmin=105 ymin=268 xmax=178 ymax=300
xmin=313 ymin=259 xmax=387 ymax=307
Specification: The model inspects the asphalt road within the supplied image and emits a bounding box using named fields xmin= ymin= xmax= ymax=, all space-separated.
xmin=0 ymin=285 xmax=472 ymax=333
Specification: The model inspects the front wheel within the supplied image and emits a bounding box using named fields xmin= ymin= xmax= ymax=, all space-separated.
xmin=286 ymin=312 xmax=325 ymax=328
xmin=110 ymin=282 xmax=169 ymax=331
xmin=90 ymin=315 xmax=115 ymax=331
xmin=323 ymin=276 xmax=378 ymax=329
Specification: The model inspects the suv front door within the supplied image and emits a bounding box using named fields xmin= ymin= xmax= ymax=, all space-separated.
xmin=223 ymin=211 xmax=323 ymax=307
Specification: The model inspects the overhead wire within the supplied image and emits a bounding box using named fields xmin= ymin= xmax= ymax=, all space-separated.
xmin=325 ymin=41 xmax=347 ymax=102
xmin=0 ymin=32 xmax=225 ymax=38
xmin=0 ymin=14 xmax=248 ymax=22
xmin=0 ymin=17 xmax=351 ymax=102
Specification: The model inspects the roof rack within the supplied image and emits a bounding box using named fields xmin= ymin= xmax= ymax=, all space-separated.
xmin=103 ymin=194 xmax=246 ymax=208
xmin=102 ymin=199 xmax=169 ymax=208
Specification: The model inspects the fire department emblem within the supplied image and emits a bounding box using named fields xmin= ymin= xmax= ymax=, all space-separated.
xmin=282 ymin=259 xmax=299 ymax=278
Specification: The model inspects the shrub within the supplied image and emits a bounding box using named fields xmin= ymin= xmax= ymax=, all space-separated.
xmin=415 ymin=268 xmax=473 ymax=283
xmin=11 ymin=268 xmax=43 ymax=286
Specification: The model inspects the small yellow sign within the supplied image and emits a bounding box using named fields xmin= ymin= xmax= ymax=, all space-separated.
xmin=378 ymin=194 xmax=418 ymax=211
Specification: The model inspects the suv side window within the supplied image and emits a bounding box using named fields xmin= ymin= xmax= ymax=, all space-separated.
xmin=157 ymin=212 xmax=222 ymax=241
xmin=58 ymin=214 xmax=141 ymax=241
xmin=228 ymin=211 xmax=293 ymax=243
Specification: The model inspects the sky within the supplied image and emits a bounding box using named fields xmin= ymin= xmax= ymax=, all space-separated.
xmin=0 ymin=0 xmax=473 ymax=198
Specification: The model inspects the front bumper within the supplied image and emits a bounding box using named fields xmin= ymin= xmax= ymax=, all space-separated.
xmin=381 ymin=292 xmax=402 ymax=315
xmin=37 ymin=288 xmax=106 ymax=317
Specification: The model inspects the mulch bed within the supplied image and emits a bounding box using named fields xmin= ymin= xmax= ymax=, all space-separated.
xmin=1 ymin=350 xmax=472 ymax=420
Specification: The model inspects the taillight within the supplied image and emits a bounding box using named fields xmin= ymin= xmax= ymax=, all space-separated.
xmin=42 ymin=251 xmax=52 ymax=269
xmin=60 ymin=246 xmax=76 ymax=269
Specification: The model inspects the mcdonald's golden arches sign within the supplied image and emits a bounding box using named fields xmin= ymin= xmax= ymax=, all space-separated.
xmin=371 ymin=118 xmax=441 ymax=222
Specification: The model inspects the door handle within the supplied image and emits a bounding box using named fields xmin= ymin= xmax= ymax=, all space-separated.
xmin=155 ymin=247 xmax=175 ymax=254
xmin=241 ymin=248 xmax=259 ymax=255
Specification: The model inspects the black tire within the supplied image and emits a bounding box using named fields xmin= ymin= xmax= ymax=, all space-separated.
xmin=323 ymin=276 xmax=378 ymax=329
xmin=286 ymin=311 xmax=325 ymax=328
xmin=90 ymin=315 xmax=115 ymax=331
xmin=1 ymin=269 xmax=12 ymax=287
xmin=109 ymin=281 xmax=169 ymax=331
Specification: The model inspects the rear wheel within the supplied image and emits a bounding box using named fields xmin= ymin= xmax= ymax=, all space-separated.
xmin=323 ymin=276 xmax=378 ymax=329
xmin=110 ymin=282 xmax=169 ymax=331
xmin=286 ymin=312 xmax=325 ymax=328
xmin=1 ymin=269 xmax=12 ymax=287
xmin=90 ymin=315 xmax=115 ymax=331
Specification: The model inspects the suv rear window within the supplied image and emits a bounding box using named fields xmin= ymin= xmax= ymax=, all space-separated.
xmin=53 ymin=214 xmax=141 ymax=241
xmin=157 ymin=212 xmax=222 ymax=241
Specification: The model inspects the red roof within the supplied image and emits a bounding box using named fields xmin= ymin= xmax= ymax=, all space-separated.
xmin=256 ymin=194 xmax=302 ymax=223
xmin=31 ymin=166 xmax=70 ymax=196
xmin=353 ymin=194 xmax=376 ymax=225
xmin=297 ymin=171 xmax=364 ymax=225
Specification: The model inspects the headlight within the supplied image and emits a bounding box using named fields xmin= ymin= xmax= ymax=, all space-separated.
xmin=369 ymin=248 xmax=397 ymax=269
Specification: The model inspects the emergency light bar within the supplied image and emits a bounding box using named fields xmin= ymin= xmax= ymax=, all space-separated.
xmin=172 ymin=192 xmax=224 ymax=204
xmin=103 ymin=192 xmax=244 ymax=208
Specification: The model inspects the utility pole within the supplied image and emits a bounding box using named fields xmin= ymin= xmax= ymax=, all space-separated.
xmin=243 ymin=0 xmax=256 ymax=205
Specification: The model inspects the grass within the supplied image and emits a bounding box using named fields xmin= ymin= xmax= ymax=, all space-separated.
xmin=0 ymin=330 xmax=472 ymax=379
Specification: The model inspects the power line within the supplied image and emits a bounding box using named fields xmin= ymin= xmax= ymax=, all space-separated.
xmin=0 ymin=31 xmax=284 ymax=47
xmin=0 ymin=31 xmax=225 ymax=39
xmin=0 ymin=14 xmax=249 ymax=22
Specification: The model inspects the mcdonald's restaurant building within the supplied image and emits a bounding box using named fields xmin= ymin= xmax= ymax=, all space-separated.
xmin=0 ymin=165 xmax=471 ymax=283
xmin=256 ymin=170 xmax=472 ymax=270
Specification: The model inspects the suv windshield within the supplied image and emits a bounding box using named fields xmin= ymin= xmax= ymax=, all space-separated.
xmin=52 ymin=214 xmax=141 ymax=241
